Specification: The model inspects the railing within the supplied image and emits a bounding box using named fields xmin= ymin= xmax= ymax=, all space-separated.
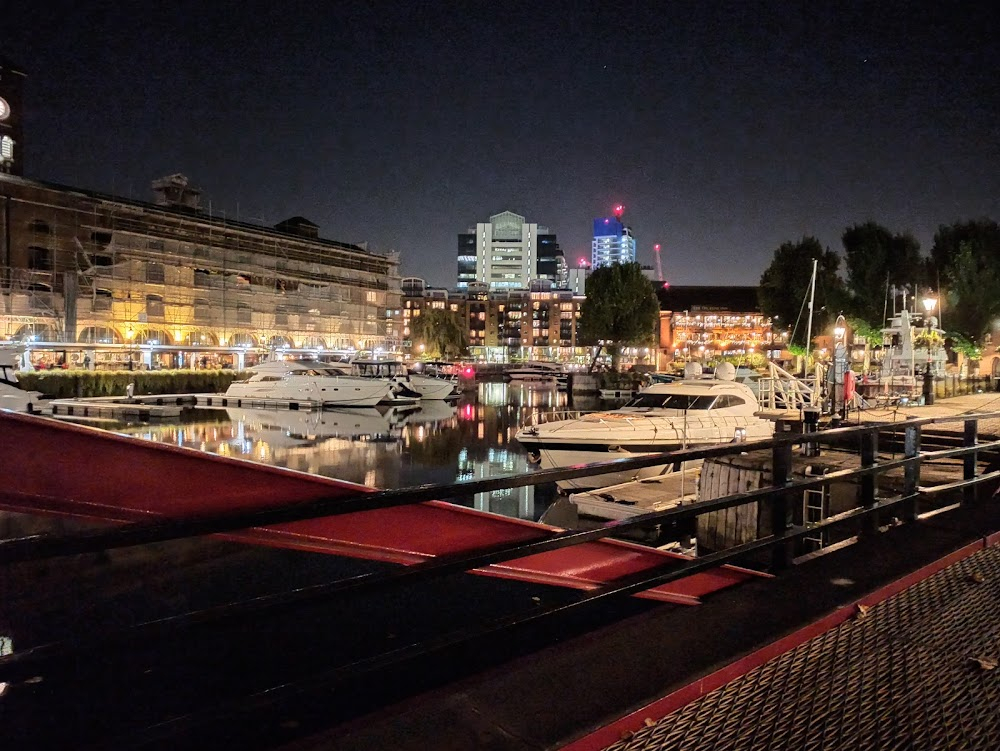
xmin=2 ymin=410 xmax=1000 ymax=746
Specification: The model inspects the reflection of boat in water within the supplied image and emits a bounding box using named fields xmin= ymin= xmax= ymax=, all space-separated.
xmin=225 ymin=407 xmax=395 ymax=446
xmin=394 ymin=400 xmax=458 ymax=426
xmin=224 ymin=360 xmax=389 ymax=407
xmin=515 ymin=367 xmax=773 ymax=490
xmin=0 ymin=350 xmax=40 ymax=413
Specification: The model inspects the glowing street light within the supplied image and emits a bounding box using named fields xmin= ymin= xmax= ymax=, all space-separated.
xmin=922 ymin=293 xmax=937 ymax=314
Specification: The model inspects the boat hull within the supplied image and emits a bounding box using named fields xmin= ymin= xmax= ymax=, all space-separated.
xmin=225 ymin=376 xmax=389 ymax=407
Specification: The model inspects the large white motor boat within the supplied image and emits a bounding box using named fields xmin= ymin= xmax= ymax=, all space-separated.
xmin=515 ymin=367 xmax=774 ymax=490
xmin=0 ymin=350 xmax=40 ymax=413
xmin=225 ymin=360 xmax=389 ymax=407
xmin=347 ymin=359 xmax=457 ymax=401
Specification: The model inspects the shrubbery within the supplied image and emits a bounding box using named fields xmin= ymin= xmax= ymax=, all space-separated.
xmin=18 ymin=369 xmax=249 ymax=399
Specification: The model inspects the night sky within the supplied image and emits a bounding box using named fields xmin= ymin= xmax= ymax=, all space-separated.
xmin=3 ymin=1 xmax=998 ymax=287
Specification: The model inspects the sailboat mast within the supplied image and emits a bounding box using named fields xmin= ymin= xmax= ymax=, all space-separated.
xmin=804 ymin=259 xmax=818 ymax=363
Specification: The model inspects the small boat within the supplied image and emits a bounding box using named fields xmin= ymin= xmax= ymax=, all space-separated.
xmin=224 ymin=359 xmax=389 ymax=407
xmin=515 ymin=364 xmax=774 ymax=490
xmin=0 ymin=349 xmax=41 ymax=413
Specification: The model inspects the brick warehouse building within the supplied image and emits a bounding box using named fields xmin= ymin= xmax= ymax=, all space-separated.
xmin=0 ymin=172 xmax=401 ymax=369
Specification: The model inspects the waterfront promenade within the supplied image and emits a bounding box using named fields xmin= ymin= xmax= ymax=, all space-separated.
xmin=285 ymin=391 xmax=1000 ymax=751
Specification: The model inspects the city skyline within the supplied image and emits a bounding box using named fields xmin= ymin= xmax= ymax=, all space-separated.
xmin=2 ymin=1 xmax=997 ymax=289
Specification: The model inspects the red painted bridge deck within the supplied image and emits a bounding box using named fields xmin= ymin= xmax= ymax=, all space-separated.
xmin=0 ymin=411 xmax=765 ymax=603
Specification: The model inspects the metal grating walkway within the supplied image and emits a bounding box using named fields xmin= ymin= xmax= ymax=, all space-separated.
xmin=605 ymin=545 xmax=1000 ymax=751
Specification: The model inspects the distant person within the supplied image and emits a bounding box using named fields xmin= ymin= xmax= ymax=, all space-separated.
xmin=83 ymin=354 xmax=91 ymax=370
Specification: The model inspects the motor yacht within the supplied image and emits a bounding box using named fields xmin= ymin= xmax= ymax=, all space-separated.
xmin=224 ymin=360 xmax=389 ymax=407
xmin=515 ymin=366 xmax=774 ymax=490
xmin=0 ymin=350 xmax=40 ymax=413
xmin=347 ymin=358 xmax=457 ymax=401
xmin=506 ymin=362 xmax=563 ymax=384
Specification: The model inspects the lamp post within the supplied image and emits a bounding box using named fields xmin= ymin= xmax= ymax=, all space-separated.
xmin=833 ymin=314 xmax=847 ymax=422
xmin=921 ymin=292 xmax=938 ymax=404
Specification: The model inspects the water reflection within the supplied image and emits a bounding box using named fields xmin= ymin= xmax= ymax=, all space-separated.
xmin=117 ymin=382 xmax=569 ymax=521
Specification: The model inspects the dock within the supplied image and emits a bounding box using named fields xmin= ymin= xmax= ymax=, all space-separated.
xmin=567 ymin=462 xmax=702 ymax=521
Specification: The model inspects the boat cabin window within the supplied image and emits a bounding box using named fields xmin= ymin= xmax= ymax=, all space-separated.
xmin=625 ymin=393 xmax=718 ymax=410
xmin=713 ymin=395 xmax=747 ymax=408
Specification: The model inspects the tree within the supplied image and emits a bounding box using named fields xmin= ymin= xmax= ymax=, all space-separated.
xmin=928 ymin=219 xmax=1000 ymax=282
xmin=758 ymin=237 xmax=844 ymax=347
xmin=944 ymin=242 xmax=1000 ymax=343
xmin=577 ymin=262 xmax=659 ymax=371
xmin=841 ymin=222 xmax=924 ymax=326
xmin=409 ymin=308 xmax=468 ymax=359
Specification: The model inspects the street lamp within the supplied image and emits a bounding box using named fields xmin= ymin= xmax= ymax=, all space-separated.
xmin=922 ymin=293 xmax=937 ymax=315
xmin=833 ymin=314 xmax=847 ymax=421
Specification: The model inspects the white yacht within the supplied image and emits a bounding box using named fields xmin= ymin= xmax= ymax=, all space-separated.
xmin=0 ymin=350 xmax=40 ymax=413
xmin=347 ymin=358 xmax=457 ymax=401
xmin=225 ymin=360 xmax=389 ymax=407
xmin=506 ymin=362 xmax=563 ymax=384
xmin=515 ymin=367 xmax=774 ymax=490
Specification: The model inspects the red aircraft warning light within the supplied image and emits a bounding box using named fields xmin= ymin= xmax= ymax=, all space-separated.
xmin=613 ymin=204 xmax=625 ymax=219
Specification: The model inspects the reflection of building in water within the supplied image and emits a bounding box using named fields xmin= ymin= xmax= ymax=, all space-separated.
xmin=457 ymin=447 xmax=535 ymax=519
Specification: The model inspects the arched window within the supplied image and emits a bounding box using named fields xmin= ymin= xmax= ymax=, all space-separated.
xmin=182 ymin=331 xmax=218 ymax=346
xmin=229 ymin=332 xmax=258 ymax=348
xmin=27 ymin=246 xmax=52 ymax=270
xmin=79 ymin=326 xmax=123 ymax=344
xmin=300 ymin=336 xmax=327 ymax=349
xmin=268 ymin=335 xmax=293 ymax=349
xmin=134 ymin=329 xmax=172 ymax=345
xmin=14 ymin=323 xmax=59 ymax=342
xmin=145 ymin=294 xmax=165 ymax=318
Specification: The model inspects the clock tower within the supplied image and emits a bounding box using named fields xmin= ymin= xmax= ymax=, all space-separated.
xmin=0 ymin=57 xmax=26 ymax=176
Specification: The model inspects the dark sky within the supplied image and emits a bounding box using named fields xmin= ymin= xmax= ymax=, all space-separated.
xmin=3 ymin=1 xmax=998 ymax=287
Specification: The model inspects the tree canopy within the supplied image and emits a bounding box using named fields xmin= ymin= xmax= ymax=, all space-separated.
xmin=577 ymin=262 xmax=659 ymax=370
xmin=929 ymin=219 xmax=1000 ymax=282
xmin=841 ymin=222 xmax=923 ymax=326
xmin=758 ymin=237 xmax=844 ymax=347
xmin=409 ymin=308 xmax=468 ymax=359
xmin=943 ymin=242 xmax=1000 ymax=342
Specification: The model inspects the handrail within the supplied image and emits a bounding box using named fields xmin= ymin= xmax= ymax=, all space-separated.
xmin=3 ymin=411 xmax=1000 ymax=564
xmin=3 ymin=409 xmax=1000 ymax=749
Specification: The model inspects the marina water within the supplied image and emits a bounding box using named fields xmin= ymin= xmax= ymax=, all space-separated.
xmin=115 ymin=383 xmax=595 ymax=521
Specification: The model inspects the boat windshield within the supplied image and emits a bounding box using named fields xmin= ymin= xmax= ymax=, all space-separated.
xmin=625 ymin=393 xmax=718 ymax=410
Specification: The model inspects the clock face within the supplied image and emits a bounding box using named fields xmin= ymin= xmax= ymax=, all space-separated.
xmin=0 ymin=97 xmax=9 ymax=121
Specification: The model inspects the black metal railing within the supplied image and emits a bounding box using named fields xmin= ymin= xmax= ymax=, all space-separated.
xmin=2 ymin=410 xmax=1000 ymax=747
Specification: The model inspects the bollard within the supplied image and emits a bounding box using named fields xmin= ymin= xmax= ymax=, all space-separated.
xmin=802 ymin=407 xmax=820 ymax=456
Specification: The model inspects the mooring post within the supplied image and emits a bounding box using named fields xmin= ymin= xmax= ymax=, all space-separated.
xmin=902 ymin=424 xmax=921 ymax=522
xmin=860 ymin=429 xmax=879 ymax=535
xmin=770 ymin=441 xmax=794 ymax=570
xmin=963 ymin=418 xmax=978 ymax=505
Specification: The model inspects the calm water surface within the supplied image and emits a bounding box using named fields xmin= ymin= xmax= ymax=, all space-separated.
xmin=115 ymin=383 xmax=600 ymax=521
